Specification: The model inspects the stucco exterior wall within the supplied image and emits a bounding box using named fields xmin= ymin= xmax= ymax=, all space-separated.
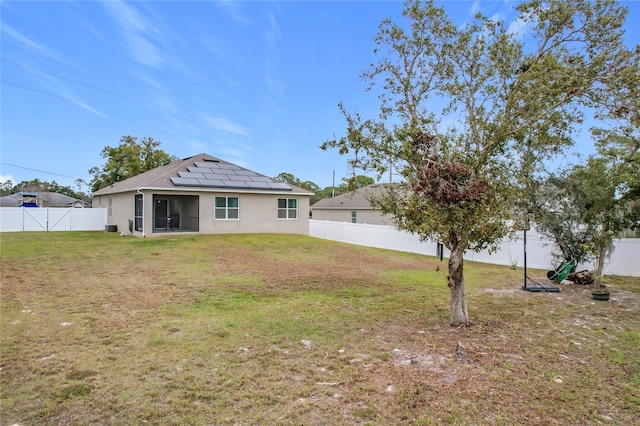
xmin=312 ymin=208 xmax=390 ymax=225
xmin=96 ymin=189 xmax=310 ymax=237
xmin=93 ymin=193 xmax=134 ymax=233
xmin=196 ymin=191 xmax=309 ymax=235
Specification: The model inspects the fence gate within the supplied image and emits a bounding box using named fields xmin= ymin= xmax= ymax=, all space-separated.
xmin=48 ymin=209 xmax=72 ymax=231
xmin=22 ymin=208 xmax=48 ymax=231
xmin=0 ymin=207 xmax=107 ymax=232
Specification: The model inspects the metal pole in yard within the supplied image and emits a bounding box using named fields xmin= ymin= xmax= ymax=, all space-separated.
xmin=332 ymin=170 xmax=335 ymax=198
xmin=523 ymin=228 xmax=527 ymax=289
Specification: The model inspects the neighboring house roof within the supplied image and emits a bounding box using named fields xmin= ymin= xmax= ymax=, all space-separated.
xmin=92 ymin=153 xmax=313 ymax=196
xmin=0 ymin=192 xmax=89 ymax=207
xmin=311 ymin=184 xmax=390 ymax=210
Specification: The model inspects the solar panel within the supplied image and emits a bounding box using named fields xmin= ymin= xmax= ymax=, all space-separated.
xmin=170 ymin=159 xmax=292 ymax=191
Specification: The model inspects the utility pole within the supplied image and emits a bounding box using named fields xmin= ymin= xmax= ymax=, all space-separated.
xmin=332 ymin=170 xmax=335 ymax=198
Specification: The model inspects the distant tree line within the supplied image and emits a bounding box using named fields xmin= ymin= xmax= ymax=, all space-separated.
xmin=274 ymin=173 xmax=374 ymax=204
xmin=0 ymin=178 xmax=89 ymax=202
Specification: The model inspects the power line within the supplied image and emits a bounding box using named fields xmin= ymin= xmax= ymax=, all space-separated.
xmin=2 ymin=36 xmax=166 ymax=126
xmin=2 ymin=59 xmax=126 ymax=97
xmin=2 ymin=37 xmax=167 ymax=126
xmin=2 ymin=79 xmax=163 ymax=126
xmin=2 ymin=79 xmax=108 ymax=118
xmin=2 ymin=79 xmax=82 ymax=102
xmin=1 ymin=34 xmax=127 ymax=80
xmin=0 ymin=161 xmax=83 ymax=180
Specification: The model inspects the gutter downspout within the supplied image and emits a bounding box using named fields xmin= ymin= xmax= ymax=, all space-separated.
xmin=136 ymin=188 xmax=145 ymax=237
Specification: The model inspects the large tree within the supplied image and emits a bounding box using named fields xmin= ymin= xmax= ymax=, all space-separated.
xmin=89 ymin=136 xmax=176 ymax=192
xmin=572 ymin=156 xmax=638 ymax=285
xmin=529 ymin=173 xmax=593 ymax=266
xmin=586 ymin=38 xmax=640 ymax=283
xmin=533 ymin=149 xmax=639 ymax=287
xmin=533 ymin=32 xmax=639 ymax=283
xmin=322 ymin=0 xmax=632 ymax=325
xmin=590 ymin=42 xmax=640 ymax=204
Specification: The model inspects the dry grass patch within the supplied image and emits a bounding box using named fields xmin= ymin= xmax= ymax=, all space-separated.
xmin=1 ymin=232 xmax=638 ymax=425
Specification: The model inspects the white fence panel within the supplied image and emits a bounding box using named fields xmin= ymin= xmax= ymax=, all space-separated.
xmin=586 ymin=238 xmax=640 ymax=277
xmin=325 ymin=220 xmax=347 ymax=242
xmin=346 ymin=223 xmax=366 ymax=246
xmin=22 ymin=208 xmax=48 ymax=231
xmin=0 ymin=208 xmax=107 ymax=232
xmin=363 ymin=223 xmax=388 ymax=249
xmin=70 ymin=208 xmax=107 ymax=231
xmin=0 ymin=208 xmax=24 ymax=232
xmin=309 ymin=220 xmax=639 ymax=277
xmin=48 ymin=209 xmax=72 ymax=231
xmin=386 ymin=226 xmax=410 ymax=252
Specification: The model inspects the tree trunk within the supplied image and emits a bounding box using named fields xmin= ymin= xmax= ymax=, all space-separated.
xmin=594 ymin=223 xmax=611 ymax=288
xmin=448 ymin=241 xmax=469 ymax=326
xmin=594 ymin=240 xmax=608 ymax=288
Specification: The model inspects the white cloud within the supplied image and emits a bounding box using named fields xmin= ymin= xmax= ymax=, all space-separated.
xmin=263 ymin=12 xmax=287 ymax=108
xmin=220 ymin=153 xmax=251 ymax=170
xmin=128 ymin=35 xmax=163 ymax=68
xmin=137 ymin=74 xmax=166 ymax=92
xmin=201 ymin=115 xmax=249 ymax=136
xmin=215 ymin=1 xmax=251 ymax=27
xmin=102 ymin=1 xmax=164 ymax=68
xmin=68 ymin=97 xmax=108 ymax=118
xmin=507 ymin=16 xmax=531 ymax=39
xmin=199 ymin=35 xmax=226 ymax=58
xmin=469 ymin=0 xmax=481 ymax=16
xmin=220 ymin=147 xmax=250 ymax=159
xmin=185 ymin=138 xmax=209 ymax=153
xmin=1 ymin=174 xmax=15 ymax=185
xmin=1 ymin=23 xmax=63 ymax=60
xmin=16 ymin=61 xmax=108 ymax=119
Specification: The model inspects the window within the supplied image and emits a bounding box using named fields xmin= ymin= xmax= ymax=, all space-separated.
xmin=134 ymin=194 xmax=143 ymax=231
xmin=215 ymin=197 xmax=239 ymax=220
xmin=108 ymin=197 xmax=113 ymax=217
xmin=351 ymin=211 xmax=357 ymax=223
xmin=278 ymin=198 xmax=297 ymax=219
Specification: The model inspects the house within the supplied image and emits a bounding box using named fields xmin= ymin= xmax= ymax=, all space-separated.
xmin=91 ymin=153 xmax=313 ymax=237
xmin=0 ymin=192 xmax=89 ymax=208
xmin=311 ymin=184 xmax=393 ymax=225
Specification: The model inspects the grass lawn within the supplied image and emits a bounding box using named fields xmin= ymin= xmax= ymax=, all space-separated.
xmin=1 ymin=232 xmax=639 ymax=425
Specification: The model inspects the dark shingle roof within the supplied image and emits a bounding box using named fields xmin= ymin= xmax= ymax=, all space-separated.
xmin=92 ymin=153 xmax=312 ymax=195
xmin=0 ymin=192 xmax=87 ymax=207
xmin=311 ymin=184 xmax=389 ymax=209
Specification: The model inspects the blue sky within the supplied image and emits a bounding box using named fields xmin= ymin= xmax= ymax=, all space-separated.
xmin=1 ymin=1 xmax=638 ymax=192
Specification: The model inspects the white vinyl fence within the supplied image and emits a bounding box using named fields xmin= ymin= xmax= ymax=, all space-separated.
xmin=309 ymin=220 xmax=640 ymax=277
xmin=0 ymin=207 xmax=107 ymax=232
